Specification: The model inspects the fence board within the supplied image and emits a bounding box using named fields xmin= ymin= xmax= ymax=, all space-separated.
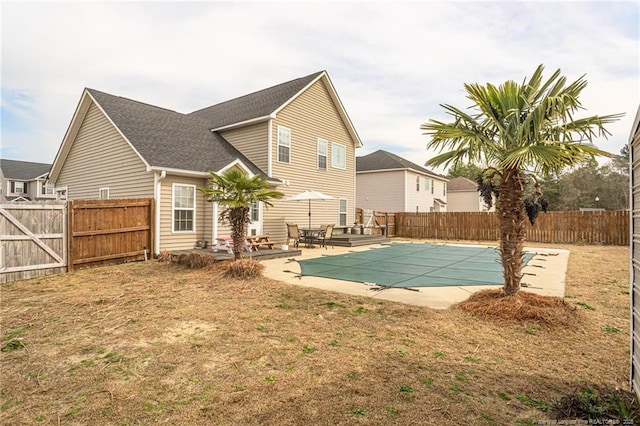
xmin=392 ymin=210 xmax=629 ymax=245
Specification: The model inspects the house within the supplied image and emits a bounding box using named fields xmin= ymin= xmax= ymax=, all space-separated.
xmin=355 ymin=150 xmax=448 ymax=213
xmin=48 ymin=71 xmax=362 ymax=254
xmin=0 ymin=159 xmax=55 ymax=202
xmin=447 ymin=176 xmax=488 ymax=212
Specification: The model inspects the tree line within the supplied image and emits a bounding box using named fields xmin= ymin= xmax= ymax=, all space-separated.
xmin=447 ymin=145 xmax=629 ymax=211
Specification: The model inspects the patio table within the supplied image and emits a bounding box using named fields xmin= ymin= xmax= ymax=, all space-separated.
xmin=300 ymin=228 xmax=323 ymax=248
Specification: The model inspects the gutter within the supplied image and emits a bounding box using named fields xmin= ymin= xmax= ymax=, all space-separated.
xmin=154 ymin=170 xmax=167 ymax=255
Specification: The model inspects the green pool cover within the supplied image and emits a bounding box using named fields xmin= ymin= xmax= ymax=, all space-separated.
xmin=297 ymin=243 xmax=535 ymax=288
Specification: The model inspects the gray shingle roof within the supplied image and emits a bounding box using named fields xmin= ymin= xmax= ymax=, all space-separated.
xmin=0 ymin=159 xmax=51 ymax=180
xmin=356 ymin=150 xmax=445 ymax=179
xmin=86 ymin=89 xmax=265 ymax=176
xmin=189 ymin=71 xmax=324 ymax=128
xmin=448 ymin=176 xmax=478 ymax=191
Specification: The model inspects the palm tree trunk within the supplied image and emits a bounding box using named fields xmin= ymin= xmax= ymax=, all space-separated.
xmin=497 ymin=168 xmax=527 ymax=296
xmin=230 ymin=208 xmax=247 ymax=261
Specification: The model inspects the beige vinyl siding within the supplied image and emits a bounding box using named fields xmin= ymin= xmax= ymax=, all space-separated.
xmin=356 ymin=171 xmax=405 ymax=212
xmin=448 ymin=191 xmax=484 ymax=212
xmin=55 ymin=102 xmax=153 ymax=199
xmin=220 ymin=122 xmax=269 ymax=173
xmin=159 ymin=175 xmax=217 ymax=251
xmin=265 ymin=79 xmax=358 ymax=245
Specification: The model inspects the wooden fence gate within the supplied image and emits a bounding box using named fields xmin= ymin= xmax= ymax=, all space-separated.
xmin=0 ymin=201 xmax=67 ymax=283
xmin=68 ymin=198 xmax=153 ymax=271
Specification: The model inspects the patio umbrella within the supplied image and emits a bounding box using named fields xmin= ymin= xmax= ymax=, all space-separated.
xmin=284 ymin=189 xmax=334 ymax=230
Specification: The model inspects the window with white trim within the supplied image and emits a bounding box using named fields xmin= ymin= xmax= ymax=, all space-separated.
xmin=173 ymin=184 xmax=196 ymax=232
xmin=10 ymin=181 xmax=26 ymax=194
xmin=277 ymin=126 xmax=291 ymax=163
xmin=251 ymin=200 xmax=259 ymax=222
xmin=431 ymin=179 xmax=434 ymax=195
xmin=99 ymin=187 xmax=110 ymax=199
xmin=331 ymin=142 xmax=346 ymax=169
xmin=42 ymin=183 xmax=54 ymax=195
xmin=424 ymin=178 xmax=430 ymax=191
xmin=317 ymin=138 xmax=327 ymax=170
xmin=338 ymin=198 xmax=347 ymax=227
xmin=443 ymin=182 xmax=447 ymax=196
xmin=416 ymin=176 xmax=420 ymax=191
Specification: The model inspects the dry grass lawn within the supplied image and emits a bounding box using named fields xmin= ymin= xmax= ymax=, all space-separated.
xmin=0 ymin=241 xmax=632 ymax=425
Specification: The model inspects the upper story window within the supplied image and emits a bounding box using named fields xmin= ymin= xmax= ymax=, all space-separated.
xmin=331 ymin=142 xmax=346 ymax=169
xmin=431 ymin=179 xmax=434 ymax=195
xmin=42 ymin=183 xmax=54 ymax=195
xmin=277 ymin=126 xmax=291 ymax=163
xmin=443 ymin=182 xmax=447 ymax=196
xmin=416 ymin=176 xmax=420 ymax=191
xmin=173 ymin=184 xmax=196 ymax=232
xmin=317 ymin=139 xmax=327 ymax=170
xmin=424 ymin=177 xmax=430 ymax=191
xmin=10 ymin=181 xmax=26 ymax=194
xmin=99 ymin=187 xmax=110 ymax=199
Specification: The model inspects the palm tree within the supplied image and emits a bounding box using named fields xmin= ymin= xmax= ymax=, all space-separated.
xmin=421 ymin=64 xmax=622 ymax=296
xmin=199 ymin=169 xmax=284 ymax=260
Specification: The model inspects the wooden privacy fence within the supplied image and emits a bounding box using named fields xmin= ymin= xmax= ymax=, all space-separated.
xmin=355 ymin=208 xmax=396 ymax=237
xmin=0 ymin=201 xmax=67 ymax=283
xmin=68 ymin=198 xmax=154 ymax=271
xmin=395 ymin=210 xmax=629 ymax=245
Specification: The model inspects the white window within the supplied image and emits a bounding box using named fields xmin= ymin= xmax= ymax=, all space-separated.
xmin=11 ymin=181 xmax=26 ymax=194
xmin=331 ymin=142 xmax=346 ymax=169
xmin=431 ymin=179 xmax=434 ymax=195
xmin=251 ymin=200 xmax=260 ymax=222
xmin=339 ymin=198 xmax=347 ymax=227
xmin=277 ymin=126 xmax=291 ymax=163
xmin=42 ymin=183 xmax=54 ymax=195
xmin=173 ymin=184 xmax=196 ymax=232
xmin=443 ymin=182 xmax=447 ymax=196
xmin=416 ymin=176 xmax=420 ymax=191
xmin=99 ymin=187 xmax=110 ymax=199
xmin=317 ymin=138 xmax=327 ymax=170
xmin=424 ymin=178 xmax=430 ymax=191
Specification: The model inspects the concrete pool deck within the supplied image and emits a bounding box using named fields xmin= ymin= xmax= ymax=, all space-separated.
xmin=260 ymin=241 xmax=569 ymax=309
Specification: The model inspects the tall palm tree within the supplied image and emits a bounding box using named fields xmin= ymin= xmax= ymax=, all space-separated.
xmin=200 ymin=169 xmax=284 ymax=260
xmin=421 ymin=64 xmax=622 ymax=295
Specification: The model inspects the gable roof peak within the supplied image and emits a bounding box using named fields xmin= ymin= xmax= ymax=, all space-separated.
xmin=356 ymin=149 xmax=446 ymax=179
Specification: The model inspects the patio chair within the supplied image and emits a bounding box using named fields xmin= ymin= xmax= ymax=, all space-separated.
xmin=286 ymin=223 xmax=300 ymax=248
xmin=317 ymin=224 xmax=335 ymax=249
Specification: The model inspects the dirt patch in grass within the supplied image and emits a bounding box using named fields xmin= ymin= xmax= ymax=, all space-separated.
xmin=0 ymin=240 xmax=633 ymax=424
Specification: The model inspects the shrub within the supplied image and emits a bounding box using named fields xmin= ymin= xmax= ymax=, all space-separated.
xmin=173 ymin=252 xmax=218 ymax=269
xmin=223 ymin=258 xmax=264 ymax=279
xmin=157 ymin=250 xmax=173 ymax=263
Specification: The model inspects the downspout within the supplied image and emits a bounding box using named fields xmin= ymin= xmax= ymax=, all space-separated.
xmin=154 ymin=170 xmax=167 ymax=256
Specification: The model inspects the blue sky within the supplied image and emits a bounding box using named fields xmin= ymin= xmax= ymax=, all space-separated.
xmin=1 ymin=1 xmax=638 ymax=170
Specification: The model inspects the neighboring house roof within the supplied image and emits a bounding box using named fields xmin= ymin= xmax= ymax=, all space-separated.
xmin=50 ymin=70 xmax=360 ymax=181
xmin=0 ymin=159 xmax=52 ymax=180
xmin=447 ymin=176 xmax=478 ymax=192
xmin=356 ymin=149 xmax=446 ymax=180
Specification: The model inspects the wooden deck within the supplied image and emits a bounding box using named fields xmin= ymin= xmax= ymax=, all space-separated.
xmin=173 ymin=234 xmax=389 ymax=261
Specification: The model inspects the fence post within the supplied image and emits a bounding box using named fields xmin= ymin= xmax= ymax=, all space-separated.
xmin=67 ymin=200 xmax=74 ymax=272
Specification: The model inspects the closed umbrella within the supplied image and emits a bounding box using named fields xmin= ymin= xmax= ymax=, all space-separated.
xmin=284 ymin=189 xmax=334 ymax=230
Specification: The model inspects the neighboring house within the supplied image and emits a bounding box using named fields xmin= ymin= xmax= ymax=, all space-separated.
xmin=356 ymin=150 xmax=448 ymax=213
xmin=0 ymin=159 xmax=55 ymax=202
xmin=447 ymin=176 xmax=488 ymax=212
xmin=48 ymin=71 xmax=362 ymax=254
